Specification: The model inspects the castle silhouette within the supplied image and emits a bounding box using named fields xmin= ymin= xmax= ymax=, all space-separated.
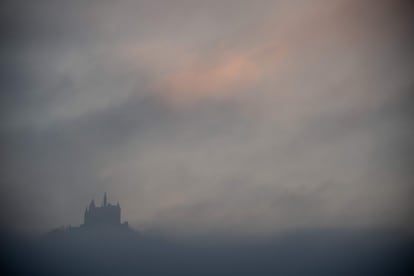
xmin=83 ymin=193 xmax=123 ymax=226
xmin=48 ymin=193 xmax=129 ymax=235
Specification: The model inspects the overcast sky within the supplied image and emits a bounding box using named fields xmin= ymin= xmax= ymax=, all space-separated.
xmin=1 ymin=0 xmax=413 ymax=236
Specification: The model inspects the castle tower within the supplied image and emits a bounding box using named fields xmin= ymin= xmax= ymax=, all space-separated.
xmin=83 ymin=193 xmax=122 ymax=227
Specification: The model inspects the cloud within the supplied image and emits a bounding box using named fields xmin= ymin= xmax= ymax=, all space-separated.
xmin=157 ymin=51 xmax=261 ymax=106
xmin=0 ymin=0 xmax=413 ymax=236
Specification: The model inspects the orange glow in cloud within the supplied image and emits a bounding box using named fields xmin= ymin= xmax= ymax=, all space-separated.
xmin=157 ymin=52 xmax=261 ymax=106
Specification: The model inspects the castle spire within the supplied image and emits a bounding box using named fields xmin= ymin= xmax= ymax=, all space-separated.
xmin=103 ymin=192 xmax=107 ymax=207
xmin=89 ymin=199 xmax=95 ymax=209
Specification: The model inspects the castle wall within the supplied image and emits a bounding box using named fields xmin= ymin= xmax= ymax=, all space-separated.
xmin=84 ymin=204 xmax=121 ymax=226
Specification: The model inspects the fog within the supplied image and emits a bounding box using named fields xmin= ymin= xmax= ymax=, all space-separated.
xmin=1 ymin=0 xmax=413 ymax=237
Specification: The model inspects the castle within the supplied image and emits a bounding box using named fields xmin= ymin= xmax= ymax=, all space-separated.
xmin=83 ymin=193 xmax=127 ymax=227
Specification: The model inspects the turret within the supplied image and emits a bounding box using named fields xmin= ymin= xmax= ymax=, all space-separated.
xmin=103 ymin=192 xmax=107 ymax=207
xmin=89 ymin=199 xmax=95 ymax=209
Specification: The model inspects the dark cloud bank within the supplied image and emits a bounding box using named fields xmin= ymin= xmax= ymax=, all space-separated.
xmin=1 ymin=0 xmax=414 ymax=275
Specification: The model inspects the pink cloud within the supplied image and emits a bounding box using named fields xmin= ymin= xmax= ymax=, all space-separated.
xmin=156 ymin=51 xmax=262 ymax=106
